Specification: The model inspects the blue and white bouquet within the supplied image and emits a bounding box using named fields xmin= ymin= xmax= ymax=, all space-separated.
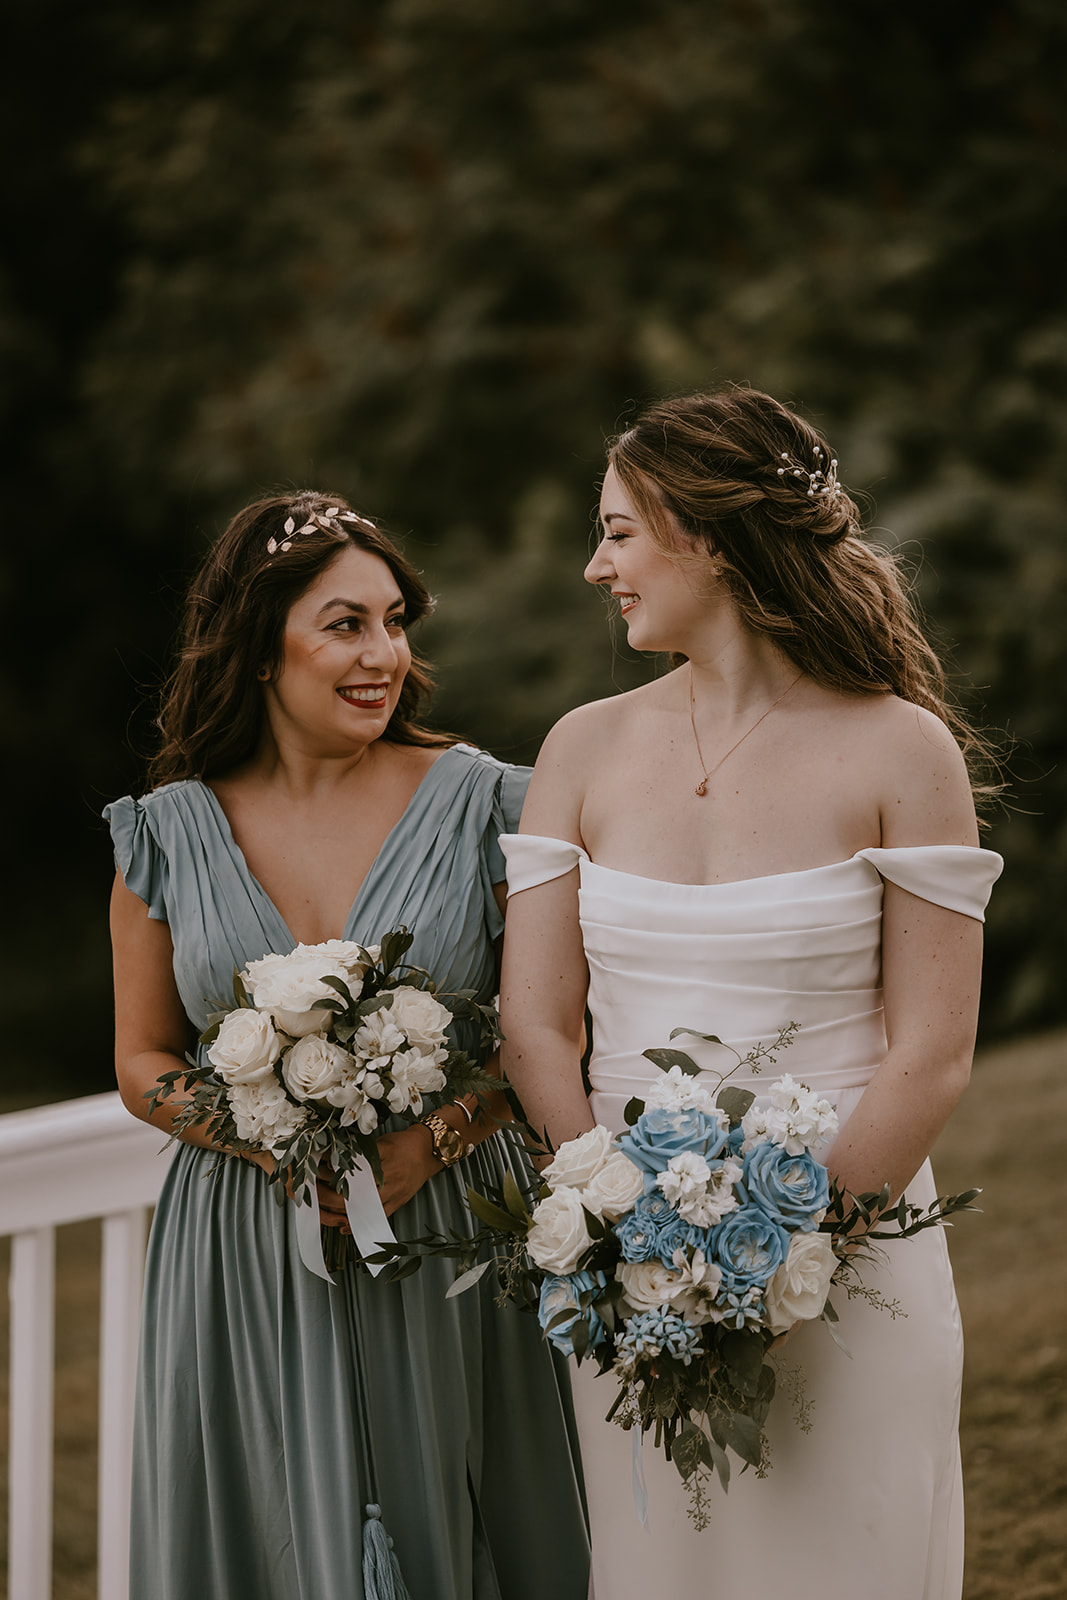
xmin=381 ymin=1023 xmax=978 ymax=1526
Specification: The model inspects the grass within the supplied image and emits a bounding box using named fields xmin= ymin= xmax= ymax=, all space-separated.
xmin=2 ymin=1033 xmax=1066 ymax=1597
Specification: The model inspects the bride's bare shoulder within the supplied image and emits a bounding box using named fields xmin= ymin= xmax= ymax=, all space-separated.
xmin=834 ymin=692 xmax=977 ymax=844
xmin=520 ymin=678 xmax=676 ymax=839
xmin=538 ymin=677 xmax=675 ymax=761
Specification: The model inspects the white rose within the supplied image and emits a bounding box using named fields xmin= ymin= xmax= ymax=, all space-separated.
xmin=763 ymin=1231 xmax=838 ymax=1334
xmin=242 ymin=947 xmax=348 ymax=1037
xmin=526 ymin=1188 xmax=594 ymax=1274
xmin=309 ymin=940 xmax=371 ymax=985
xmin=228 ymin=1079 xmax=306 ymax=1150
xmin=581 ymin=1151 xmax=646 ymax=1221
xmin=281 ymin=1034 xmax=351 ymax=1101
xmin=382 ymin=987 xmax=453 ymax=1049
xmin=207 ymin=1008 xmax=280 ymax=1084
xmin=542 ymin=1125 xmax=618 ymax=1191
xmin=618 ymin=1258 xmax=699 ymax=1317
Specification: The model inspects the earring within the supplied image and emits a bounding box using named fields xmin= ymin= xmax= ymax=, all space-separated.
xmin=257 ymin=666 xmax=270 ymax=682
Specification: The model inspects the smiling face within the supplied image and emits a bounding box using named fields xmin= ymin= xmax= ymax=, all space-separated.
xmin=586 ymin=464 xmax=715 ymax=653
xmin=262 ymin=543 xmax=412 ymax=756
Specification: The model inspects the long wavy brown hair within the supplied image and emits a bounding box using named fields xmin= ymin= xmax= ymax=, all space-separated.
xmin=608 ymin=387 xmax=999 ymax=804
xmin=149 ymin=492 xmax=451 ymax=789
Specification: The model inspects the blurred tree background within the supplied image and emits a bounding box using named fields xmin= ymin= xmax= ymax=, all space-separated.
xmin=1 ymin=0 xmax=1065 ymax=1096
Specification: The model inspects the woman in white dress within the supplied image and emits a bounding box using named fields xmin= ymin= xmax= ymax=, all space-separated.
xmin=499 ymin=388 xmax=1002 ymax=1600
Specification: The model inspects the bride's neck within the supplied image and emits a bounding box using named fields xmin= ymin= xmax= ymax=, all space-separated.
xmin=684 ymin=623 xmax=798 ymax=715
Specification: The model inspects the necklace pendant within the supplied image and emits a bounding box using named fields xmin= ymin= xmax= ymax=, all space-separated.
xmin=695 ymin=778 xmax=708 ymax=797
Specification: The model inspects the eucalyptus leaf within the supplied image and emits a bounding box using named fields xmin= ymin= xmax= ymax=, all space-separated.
xmin=466 ymin=1189 xmax=526 ymax=1234
xmin=717 ymin=1086 xmax=755 ymax=1124
xmin=501 ymin=1170 xmax=532 ymax=1223
xmin=385 ymin=1254 xmax=423 ymax=1282
xmin=720 ymin=1410 xmax=762 ymax=1467
xmin=719 ymin=1329 xmax=765 ymax=1398
xmin=623 ymin=1097 xmax=644 ymax=1127
xmin=641 ymin=1047 xmax=702 ymax=1076
xmin=668 ymin=1027 xmax=723 ymax=1046
xmin=445 ymin=1260 xmax=492 ymax=1298
xmin=670 ymin=1421 xmax=704 ymax=1479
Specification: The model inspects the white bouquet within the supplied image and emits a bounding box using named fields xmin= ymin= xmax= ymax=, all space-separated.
xmin=149 ymin=929 xmax=501 ymax=1277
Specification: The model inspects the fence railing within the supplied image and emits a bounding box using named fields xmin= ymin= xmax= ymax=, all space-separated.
xmin=1 ymin=1093 xmax=171 ymax=1600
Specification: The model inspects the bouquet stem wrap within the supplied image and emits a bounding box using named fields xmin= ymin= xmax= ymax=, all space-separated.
xmin=293 ymin=1162 xmax=398 ymax=1282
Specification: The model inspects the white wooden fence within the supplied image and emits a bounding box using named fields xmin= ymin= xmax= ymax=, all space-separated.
xmin=0 ymin=1094 xmax=171 ymax=1600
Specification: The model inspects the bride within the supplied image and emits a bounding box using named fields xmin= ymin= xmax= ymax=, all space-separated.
xmin=499 ymin=388 xmax=1002 ymax=1599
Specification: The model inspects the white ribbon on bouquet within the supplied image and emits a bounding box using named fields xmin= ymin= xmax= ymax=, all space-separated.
xmin=292 ymin=1160 xmax=398 ymax=1283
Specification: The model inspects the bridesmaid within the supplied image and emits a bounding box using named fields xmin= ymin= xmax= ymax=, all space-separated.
xmin=499 ymin=389 xmax=1001 ymax=1598
xmin=106 ymin=492 xmax=588 ymax=1600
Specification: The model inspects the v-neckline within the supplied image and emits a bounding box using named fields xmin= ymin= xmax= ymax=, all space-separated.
xmin=196 ymin=745 xmax=467 ymax=948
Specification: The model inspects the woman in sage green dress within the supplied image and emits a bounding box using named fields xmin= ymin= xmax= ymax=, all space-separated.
xmin=106 ymin=492 xmax=588 ymax=1600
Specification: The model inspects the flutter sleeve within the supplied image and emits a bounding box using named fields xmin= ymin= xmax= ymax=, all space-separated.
xmin=483 ymin=764 xmax=533 ymax=886
xmin=499 ymin=833 xmax=589 ymax=897
xmin=103 ymin=795 xmax=171 ymax=923
xmin=856 ymin=845 xmax=1004 ymax=922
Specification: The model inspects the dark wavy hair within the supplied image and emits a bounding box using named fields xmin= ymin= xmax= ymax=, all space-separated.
xmin=608 ymin=387 xmax=999 ymax=804
xmin=148 ymin=491 xmax=451 ymax=788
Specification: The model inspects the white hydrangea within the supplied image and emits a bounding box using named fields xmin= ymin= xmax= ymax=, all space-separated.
xmin=642 ymin=1065 xmax=728 ymax=1122
xmin=658 ymin=1152 xmax=743 ymax=1227
xmin=656 ymin=1151 xmax=711 ymax=1206
xmin=228 ymin=1079 xmax=307 ymax=1149
xmin=742 ymin=1075 xmax=838 ymax=1156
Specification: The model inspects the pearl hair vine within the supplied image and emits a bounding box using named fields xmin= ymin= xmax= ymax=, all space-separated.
xmin=775 ymin=445 xmax=840 ymax=500
xmin=266 ymin=504 xmax=377 ymax=554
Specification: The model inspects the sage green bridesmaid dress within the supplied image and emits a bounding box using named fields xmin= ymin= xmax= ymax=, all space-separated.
xmin=105 ymin=745 xmax=589 ymax=1600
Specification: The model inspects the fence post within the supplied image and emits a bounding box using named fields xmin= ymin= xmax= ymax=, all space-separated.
xmin=97 ymin=1206 xmax=148 ymax=1600
xmin=8 ymin=1226 xmax=56 ymax=1600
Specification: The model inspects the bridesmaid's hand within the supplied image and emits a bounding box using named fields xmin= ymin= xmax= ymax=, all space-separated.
xmin=374 ymin=1125 xmax=441 ymax=1217
xmin=245 ymin=1151 xmax=353 ymax=1230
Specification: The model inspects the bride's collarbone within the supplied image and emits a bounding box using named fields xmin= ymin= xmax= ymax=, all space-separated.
xmin=581 ymin=782 xmax=875 ymax=887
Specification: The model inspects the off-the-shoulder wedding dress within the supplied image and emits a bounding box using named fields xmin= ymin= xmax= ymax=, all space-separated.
xmin=503 ymin=836 xmax=1002 ymax=1600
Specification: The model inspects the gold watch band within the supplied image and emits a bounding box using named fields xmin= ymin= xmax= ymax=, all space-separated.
xmin=420 ymin=1112 xmax=470 ymax=1168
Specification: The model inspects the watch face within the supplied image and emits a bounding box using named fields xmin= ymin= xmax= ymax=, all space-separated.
xmin=438 ymin=1125 xmax=466 ymax=1164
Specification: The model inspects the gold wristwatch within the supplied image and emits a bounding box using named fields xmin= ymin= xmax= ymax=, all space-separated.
xmin=420 ymin=1112 xmax=470 ymax=1169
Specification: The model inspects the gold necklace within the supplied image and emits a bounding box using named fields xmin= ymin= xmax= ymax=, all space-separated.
xmin=689 ymin=665 xmax=802 ymax=796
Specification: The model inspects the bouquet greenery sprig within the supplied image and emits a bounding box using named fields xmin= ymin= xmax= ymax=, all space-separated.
xmin=148 ymin=929 xmax=503 ymax=1272
xmin=372 ymin=1023 xmax=979 ymax=1524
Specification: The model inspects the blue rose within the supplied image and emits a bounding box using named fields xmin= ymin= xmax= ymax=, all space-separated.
xmin=742 ymin=1141 xmax=831 ymax=1232
xmin=711 ymin=1204 xmax=789 ymax=1293
xmin=537 ymin=1270 xmax=609 ymax=1356
xmin=726 ymin=1124 xmax=746 ymax=1157
xmin=620 ymin=1108 xmax=726 ymax=1175
xmin=615 ymin=1192 xmax=692 ymax=1267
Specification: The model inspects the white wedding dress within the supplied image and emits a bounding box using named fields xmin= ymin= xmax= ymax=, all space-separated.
xmin=501 ymin=837 xmax=1002 ymax=1600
